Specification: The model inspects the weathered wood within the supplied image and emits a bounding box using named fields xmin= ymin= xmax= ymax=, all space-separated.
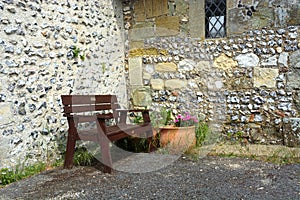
xmin=61 ymin=95 xmax=153 ymax=173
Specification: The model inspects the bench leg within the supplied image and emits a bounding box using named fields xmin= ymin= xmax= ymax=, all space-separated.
xmin=99 ymin=136 xmax=113 ymax=173
xmin=147 ymin=130 xmax=157 ymax=152
xmin=64 ymin=134 xmax=76 ymax=169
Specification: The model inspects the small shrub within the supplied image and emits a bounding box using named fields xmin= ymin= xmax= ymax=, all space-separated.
xmin=195 ymin=122 xmax=210 ymax=147
xmin=73 ymin=147 xmax=97 ymax=166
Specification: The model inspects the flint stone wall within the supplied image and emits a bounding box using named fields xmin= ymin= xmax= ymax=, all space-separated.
xmin=124 ymin=0 xmax=300 ymax=146
xmin=0 ymin=0 xmax=127 ymax=169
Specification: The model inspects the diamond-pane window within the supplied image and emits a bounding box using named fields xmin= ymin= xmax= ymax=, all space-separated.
xmin=205 ymin=0 xmax=226 ymax=38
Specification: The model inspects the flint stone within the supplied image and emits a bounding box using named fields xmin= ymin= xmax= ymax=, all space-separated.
xmin=235 ymin=53 xmax=259 ymax=68
xmin=241 ymin=116 xmax=248 ymax=122
xmin=254 ymin=115 xmax=263 ymax=122
xmin=278 ymin=103 xmax=292 ymax=111
xmin=261 ymin=55 xmax=277 ymax=66
xmin=33 ymin=42 xmax=45 ymax=49
xmin=5 ymin=60 xmax=19 ymax=67
xmin=277 ymin=29 xmax=286 ymax=35
xmin=4 ymin=26 xmax=18 ymax=34
xmin=18 ymin=103 xmax=26 ymax=115
xmin=231 ymin=115 xmax=239 ymax=121
xmin=253 ymin=96 xmax=265 ymax=104
xmin=17 ymin=80 xmax=25 ymax=88
xmin=178 ymin=59 xmax=196 ymax=71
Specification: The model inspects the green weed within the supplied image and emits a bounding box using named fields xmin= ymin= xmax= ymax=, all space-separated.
xmin=0 ymin=162 xmax=46 ymax=186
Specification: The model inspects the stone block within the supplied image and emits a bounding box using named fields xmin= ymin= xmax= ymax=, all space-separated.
xmin=153 ymin=0 xmax=168 ymax=17
xmin=286 ymin=69 xmax=300 ymax=89
xmin=129 ymin=41 xmax=144 ymax=49
xmin=165 ymin=79 xmax=187 ymax=90
xmin=134 ymin=0 xmax=146 ymax=22
xmin=288 ymin=5 xmax=300 ymax=25
xmin=251 ymin=7 xmax=274 ymax=28
xmin=290 ymin=50 xmax=300 ymax=68
xmin=254 ymin=67 xmax=278 ymax=88
xmin=143 ymin=72 xmax=151 ymax=80
xmin=278 ymin=52 xmax=289 ymax=67
xmin=131 ymin=87 xmax=152 ymax=107
xmin=227 ymin=8 xmax=248 ymax=35
xmin=145 ymin=0 xmax=168 ymax=18
xmin=214 ymin=53 xmax=238 ymax=70
xmin=235 ymin=53 xmax=259 ymax=68
xmin=129 ymin=57 xmax=143 ymax=86
xmin=129 ymin=27 xmax=156 ymax=41
xmin=189 ymin=7 xmax=205 ymax=39
xmin=0 ymin=103 xmax=14 ymax=125
xmin=195 ymin=61 xmax=211 ymax=72
xmin=155 ymin=16 xmax=180 ymax=36
xmin=151 ymin=79 xmax=164 ymax=90
xmin=175 ymin=0 xmax=189 ymax=15
xmin=228 ymin=77 xmax=252 ymax=90
xmin=295 ymin=91 xmax=300 ymax=112
xmin=155 ymin=62 xmax=177 ymax=72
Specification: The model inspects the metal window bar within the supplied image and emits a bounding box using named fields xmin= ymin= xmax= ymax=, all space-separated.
xmin=205 ymin=0 xmax=226 ymax=38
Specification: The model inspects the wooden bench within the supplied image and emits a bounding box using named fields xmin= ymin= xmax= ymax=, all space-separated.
xmin=61 ymin=95 xmax=153 ymax=173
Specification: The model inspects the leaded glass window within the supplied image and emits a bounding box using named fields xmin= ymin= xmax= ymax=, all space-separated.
xmin=205 ymin=0 xmax=226 ymax=38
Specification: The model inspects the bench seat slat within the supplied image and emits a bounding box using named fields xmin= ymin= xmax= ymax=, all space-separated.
xmin=64 ymin=104 xmax=119 ymax=113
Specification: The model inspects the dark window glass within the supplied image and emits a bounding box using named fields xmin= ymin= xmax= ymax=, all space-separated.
xmin=205 ymin=0 xmax=226 ymax=38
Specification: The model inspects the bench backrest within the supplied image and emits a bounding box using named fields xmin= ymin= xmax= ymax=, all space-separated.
xmin=61 ymin=95 xmax=119 ymax=115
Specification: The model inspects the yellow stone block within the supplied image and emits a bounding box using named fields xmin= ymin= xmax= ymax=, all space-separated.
xmin=156 ymin=16 xmax=180 ymax=32
xmin=155 ymin=62 xmax=177 ymax=72
xmin=213 ymin=53 xmax=238 ymax=70
xmin=254 ymin=67 xmax=279 ymax=88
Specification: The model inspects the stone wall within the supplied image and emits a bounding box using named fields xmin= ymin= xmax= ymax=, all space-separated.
xmin=0 ymin=0 xmax=127 ymax=168
xmin=123 ymin=0 xmax=300 ymax=146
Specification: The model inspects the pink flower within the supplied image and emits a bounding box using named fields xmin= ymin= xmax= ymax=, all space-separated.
xmin=176 ymin=114 xmax=182 ymax=119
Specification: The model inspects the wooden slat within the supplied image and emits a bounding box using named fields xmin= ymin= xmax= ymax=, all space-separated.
xmin=63 ymin=104 xmax=119 ymax=113
xmin=61 ymin=95 xmax=118 ymax=106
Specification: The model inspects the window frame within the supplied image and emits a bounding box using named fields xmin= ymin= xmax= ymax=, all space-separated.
xmin=205 ymin=0 xmax=227 ymax=39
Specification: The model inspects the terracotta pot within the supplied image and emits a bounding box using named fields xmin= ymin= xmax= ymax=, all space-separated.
xmin=159 ymin=125 xmax=196 ymax=154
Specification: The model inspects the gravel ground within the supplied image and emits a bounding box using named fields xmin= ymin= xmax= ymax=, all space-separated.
xmin=0 ymin=156 xmax=299 ymax=200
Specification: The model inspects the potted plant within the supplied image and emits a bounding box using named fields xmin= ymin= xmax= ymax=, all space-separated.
xmin=159 ymin=112 xmax=198 ymax=154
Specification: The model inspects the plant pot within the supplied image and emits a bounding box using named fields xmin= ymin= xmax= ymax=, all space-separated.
xmin=159 ymin=125 xmax=196 ymax=154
